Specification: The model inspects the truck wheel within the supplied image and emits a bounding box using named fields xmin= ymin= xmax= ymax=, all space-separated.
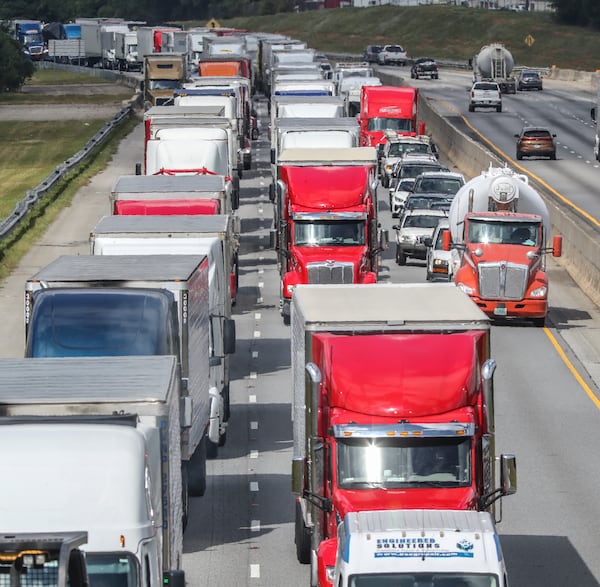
xmin=207 ymin=438 xmax=218 ymax=459
xmin=532 ymin=317 xmax=546 ymax=328
xmin=496 ymin=104 xmax=502 ymax=112
xmin=382 ymin=175 xmax=388 ymax=188
xmin=516 ymin=151 xmax=523 ymax=160
xmin=188 ymin=438 xmax=207 ymax=497
xmin=468 ymin=104 xmax=475 ymax=112
xmin=550 ymin=151 xmax=556 ymax=160
xmin=396 ymin=246 xmax=407 ymax=266
xmin=223 ymin=384 xmax=231 ymax=422
xmin=295 ymin=501 xmax=311 ymax=564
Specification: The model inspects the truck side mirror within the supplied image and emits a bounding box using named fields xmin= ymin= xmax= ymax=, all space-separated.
xmin=418 ymin=121 xmax=425 ymax=135
xmin=552 ymin=234 xmax=563 ymax=257
xmin=269 ymin=183 xmax=276 ymax=203
xmin=135 ymin=162 xmax=142 ymax=175
xmin=379 ymin=229 xmax=389 ymax=251
xmin=231 ymin=178 xmax=240 ymax=210
xmin=500 ymin=454 xmax=517 ymax=496
xmin=592 ymin=106 xmax=597 ymax=122
xmin=270 ymin=148 xmax=276 ymax=165
xmin=269 ymin=228 xmax=277 ymax=250
xmin=223 ymin=318 xmax=236 ymax=355
xmin=442 ymin=229 xmax=452 ymax=251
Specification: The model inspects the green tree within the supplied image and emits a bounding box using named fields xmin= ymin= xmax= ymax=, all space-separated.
xmin=0 ymin=30 xmax=35 ymax=92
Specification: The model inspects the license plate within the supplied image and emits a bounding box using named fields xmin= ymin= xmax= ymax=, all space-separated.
xmin=494 ymin=307 xmax=507 ymax=316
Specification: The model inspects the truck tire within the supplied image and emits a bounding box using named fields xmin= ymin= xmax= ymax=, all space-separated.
xmin=295 ymin=501 xmax=311 ymax=564
xmin=496 ymin=104 xmax=502 ymax=112
xmin=207 ymin=438 xmax=218 ymax=459
xmin=550 ymin=151 xmax=556 ymax=160
xmin=468 ymin=104 xmax=475 ymax=112
xmin=396 ymin=246 xmax=407 ymax=266
xmin=188 ymin=438 xmax=207 ymax=497
xmin=516 ymin=151 xmax=523 ymax=160
xmin=532 ymin=317 xmax=546 ymax=328
xmin=223 ymin=383 xmax=231 ymax=422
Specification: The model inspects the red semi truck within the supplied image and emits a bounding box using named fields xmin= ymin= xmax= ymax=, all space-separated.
xmin=358 ymin=85 xmax=423 ymax=148
xmin=270 ymin=148 xmax=387 ymax=324
xmin=290 ymin=284 xmax=517 ymax=584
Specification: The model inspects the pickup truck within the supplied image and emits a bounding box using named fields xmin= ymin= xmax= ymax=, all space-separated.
xmin=469 ymin=81 xmax=502 ymax=112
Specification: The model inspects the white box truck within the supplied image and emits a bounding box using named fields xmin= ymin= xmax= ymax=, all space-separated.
xmin=111 ymin=173 xmax=237 ymax=216
xmin=24 ymin=254 xmax=220 ymax=485
xmin=90 ymin=214 xmax=237 ymax=421
xmin=321 ymin=509 xmax=509 ymax=587
xmin=0 ymin=355 xmax=186 ymax=587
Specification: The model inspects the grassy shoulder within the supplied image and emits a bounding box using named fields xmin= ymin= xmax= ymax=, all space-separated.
xmin=214 ymin=5 xmax=600 ymax=71
xmin=0 ymin=115 xmax=140 ymax=281
xmin=0 ymin=67 xmax=134 ymax=105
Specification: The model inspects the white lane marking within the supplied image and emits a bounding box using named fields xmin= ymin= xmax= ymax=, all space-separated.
xmin=250 ymin=481 xmax=259 ymax=492
xmin=255 ymin=312 xmax=262 ymax=319
xmin=250 ymin=372 xmax=257 ymax=379
xmin=251 ymin=520 xmax=261 ymax=532
xmin=250 ymin=450 xmax=259 ymax=459
xmin=250 ymin=564 xmax=260 ymax=578
xmin=249 ymin=395 xmax=256 ymax=403
xmin=252 ymin=351 xmax=259 ymax=359
xmin=254 ymin=330 xmax=261 ymax=338
xmin=250 ymin=421 xmax=258 ymax=430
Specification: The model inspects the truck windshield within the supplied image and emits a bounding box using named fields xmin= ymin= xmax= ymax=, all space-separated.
xmin=336 ymin=437 xmax=471 ymax=489
xmin=368 ymin=117 xmax=413 ymax=133
xmin=86 ymin=553 xmax=139 ymax=587
xmin=27 ymin=290 xmax=173 ymax=357
xmin=349 ymin=573 xmax=499 ymax=587
xmin=149 ymin=80 xmax=181 ymax=90
xmin=294 ymin=221 xmax=365 ymax=247
xmin=468 ymin=220 xmax=539 ymax=246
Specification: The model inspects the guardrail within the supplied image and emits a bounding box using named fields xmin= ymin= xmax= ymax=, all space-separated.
xmin=0 ymin=106 xmax=132 ymax=243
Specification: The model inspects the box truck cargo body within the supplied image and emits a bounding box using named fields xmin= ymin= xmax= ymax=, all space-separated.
xmin=0 ymin=355 xmax=185 ymax=587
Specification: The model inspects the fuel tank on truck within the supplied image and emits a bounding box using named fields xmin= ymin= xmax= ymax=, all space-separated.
xmin=448 ymin=165 xmax=550 ymax=244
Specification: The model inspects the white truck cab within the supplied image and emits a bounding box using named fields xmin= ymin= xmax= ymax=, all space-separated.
xmin=327 ymin=509 xmax=509 ymax=587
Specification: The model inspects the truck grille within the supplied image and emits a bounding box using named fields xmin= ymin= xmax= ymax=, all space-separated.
xmin=478 ymin=262 xmax=528 ymax=300
xmin=307 ymin=261 xmax=354 ymax=284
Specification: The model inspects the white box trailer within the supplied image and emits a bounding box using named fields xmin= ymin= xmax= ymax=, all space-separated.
xmin=0 ymin=355 xmax=185 ymax=587
xmin=329 ymin=509 xmax=508 ymax=587
xmin=270 ymin=96 xmax=346 ymax=137
xmin=110 ymin=174 xmax=237 ymax=215
xmin=90 ymin=214 xmax=237 ymax=420
xmin=24 ymin=254 xmax=218 ymax=487
xmin=270 ymin=117 xmax=360 ymax=181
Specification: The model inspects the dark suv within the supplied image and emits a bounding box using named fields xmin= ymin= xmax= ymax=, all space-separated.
xmin=363 ymin=45 xmax=383 ymax=64
xmin=410 ymin=57 xmax=439 ymax=80
xmin=515 ymin=126 xmax=556 ymax=160
xmin=517 ymin=71 xmax=543 ymax=91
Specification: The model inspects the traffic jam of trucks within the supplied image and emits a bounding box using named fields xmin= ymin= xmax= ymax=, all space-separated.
xmin=0 ymin=20 xmax=568 ymax=586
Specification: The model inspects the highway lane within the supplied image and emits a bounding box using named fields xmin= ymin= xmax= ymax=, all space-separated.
xmin=381 ymin=65 xmax=600 ymax=225
xmin=1 ymin=85 xmax=600 ymax=586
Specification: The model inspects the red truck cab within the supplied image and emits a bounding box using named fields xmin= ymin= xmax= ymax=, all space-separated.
xmin=358 ymin=85 xmax=424 ymax=149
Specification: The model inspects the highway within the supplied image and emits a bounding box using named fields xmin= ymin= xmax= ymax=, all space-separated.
xmin=1 ymin=71 xmax=600 ymax=586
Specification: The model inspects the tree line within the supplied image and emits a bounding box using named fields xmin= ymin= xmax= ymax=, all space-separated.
xmin=0 ymin=0 xmax=294 ymax=24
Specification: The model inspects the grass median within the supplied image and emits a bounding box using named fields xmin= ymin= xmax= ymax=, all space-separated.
xmin=0 ymin=115 xmax=139 ymax=281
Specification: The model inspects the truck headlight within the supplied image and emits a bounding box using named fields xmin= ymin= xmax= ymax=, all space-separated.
xmin=456 ymin=282 xmax=475 ymax=295
xmin=530 ymin=286 xmax=547 ymax=297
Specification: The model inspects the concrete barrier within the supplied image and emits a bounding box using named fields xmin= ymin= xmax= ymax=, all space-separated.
xmin=375 ymin=69 xmax=600 ymax=307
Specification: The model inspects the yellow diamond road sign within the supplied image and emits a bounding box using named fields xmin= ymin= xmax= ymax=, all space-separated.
xmin=524 ymin=34 xmax=535 ymax=47
xmin=206 ymin=18 xmax=220 ymax=28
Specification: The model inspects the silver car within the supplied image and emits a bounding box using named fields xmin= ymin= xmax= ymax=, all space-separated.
xmin=392 ymin=209 xmax=448 ymax=266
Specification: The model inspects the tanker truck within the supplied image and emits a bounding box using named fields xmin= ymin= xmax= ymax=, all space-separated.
xmin=472 ymin=43 xmax=516 ymax=94
xmin=445 ymin=164 xmax=563 ymax=327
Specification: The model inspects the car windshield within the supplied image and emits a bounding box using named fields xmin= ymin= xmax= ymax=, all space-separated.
xmin=468 ymin=220 xmax=539 ymax=246
xmin=522 ymin=130 xmax=552 ymax=139
xmin=399 ymin=164 xmax=448 ymax=179
xmin=475 ymin=82 xmax=498 ymax=91
xmin=388 ymin=142 xmax=431 ymax=157
xmin=336 ymin=436 xmax=471 ymax=489
xmin=414 ymin=177 xmax=463 ymax=194
xmin=368 ymin=118 xmax=413 ymax=133
xmin=348 ymin=574 xmax=499 ymax=587
xmin=294 ymin=220 xmax=365 ymax=246
xmin=435 ymin=227 xmax=447 ymax=249
xmin=522 ymin=72 xmax=539 ymax=78
xmin=403 ymin=214 xmax=445 ymax=229
xmin=386 ymin=46 xmax=404 ymax=53
xmin=406 ymin=197 xmax=452 ymax=211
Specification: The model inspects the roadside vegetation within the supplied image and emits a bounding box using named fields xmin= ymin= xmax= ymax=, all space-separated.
xmin=215 ymin=5 xmax=600 ymax=71
xmin=0 ymin=67 xmax=139 ymax=277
